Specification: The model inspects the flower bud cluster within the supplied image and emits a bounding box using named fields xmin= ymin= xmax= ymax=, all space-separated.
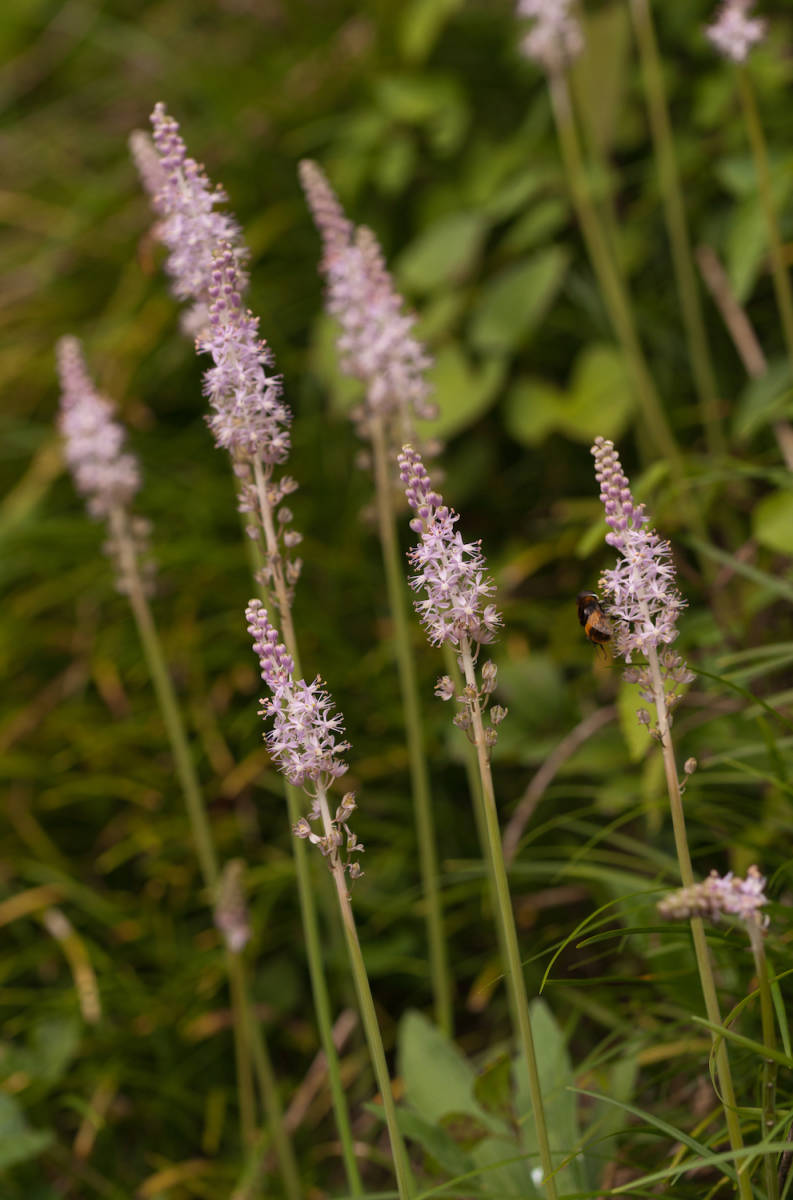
xmin=56 ymin=337 xmax=154 ymax=593
xmin=299 ymin=160 xmax=438 ymax=460
xmin=147 ymin=103 xmax=248 ymax=333
xmin=658 ymin=865 xmax=769 ymax=929
xmin=706 ymin=0 xmax=766 ymax=63
xmin=516 ymin=0 xmax=583 ymax=75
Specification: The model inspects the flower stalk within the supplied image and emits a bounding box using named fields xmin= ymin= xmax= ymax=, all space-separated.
xmin=593 ymin=437 xmax=751 ymax=1198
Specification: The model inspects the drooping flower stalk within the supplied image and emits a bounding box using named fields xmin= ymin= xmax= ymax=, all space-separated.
xmin=706 ymin=6 xmax=793 ymax=377
xmin=246 ymin=601 xmax=414 ymax=1200
xmin=659 ymin=865 xmax=777 ymax=1198
xmin=139 ymin=109 xmax=361 ymax=1193
xmin=398 ymin=445 xmax=558 ymax=1200
xmin=55 ymin=337 xmax=270 ymax=1161
xmin=629 ymin=0 xmax=724 ymax=454
xmin=592 ymin=436 xmax=751 ymax=1199
xmin=515 ymin=4 xmax=681 ymax=473
xmin=300 ymin=159 xmax=452 ymax=1036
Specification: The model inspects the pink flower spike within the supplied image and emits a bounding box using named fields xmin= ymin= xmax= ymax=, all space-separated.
xmin=706 ymin=0 xmax=766 ymax=62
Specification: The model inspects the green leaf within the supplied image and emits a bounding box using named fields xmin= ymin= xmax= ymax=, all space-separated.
xmin=513 ymin=1000 xmax=588 ymax=1194
xmin=398 ymin=1009 xmax=488 ymax=1124
xmin=473 ymin=1054 xmax=513 ymax=1124
xmin=422 ymin=345 xmax=505 ymax=439
xmin=397 ymin=211 xmax=488 ymax=293
xmin=469 ymin=1135 xmax=540 ymax=1198
xmin=570 ymin=2 xmax=631 ymax=153
xmin=617 ymin=680 xmax=650 ymax=764
xmin=394 ymin=1105 xmax=475 ymax=1177
xmin=0 ymin=1094 xmax=53 ymax=1170
xmin=753 ymin=489 xmax=793 ymax=556
xmin=504 ymin=344 xmax=633 ymax=447
xmin=398 ymin=0 xmax=464 ymax=64
xmin=500 ymin=197 xmax=569 ymax=255
xmin=732 ymin=358 xmax=793 ymax=441
xmin=469 ymin=247 xmax=569 ymax=354
xmin=726 ymin=194 xmax=768 ymax=303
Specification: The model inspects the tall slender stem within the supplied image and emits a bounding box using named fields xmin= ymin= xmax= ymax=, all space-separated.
xmin=458 ymin=640 xmax=557 ymax=1200
xmin=109 ymin=508 xmax=300 ymax=1194
xmin=645 ymin=639 xmax=751 ymax=1199
xmin=370 ymin=415 xmax=452 ymax=1036
xmin=630 ymin=0 xmax=724 ymax=454
xmin=248 ymin=463 xmax=363 ymax=1193
xmin=736 ymin=67 xmax=793 ymax=374
xmin=548 ymin=71 xmax=680 ymax=471
xmin=317 ymin=786 xmax=415 ymax=1200
xmin=748 ymin=921 xmax=778 ymax=1200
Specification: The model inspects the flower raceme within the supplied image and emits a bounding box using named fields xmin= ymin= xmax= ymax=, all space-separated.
xmin=398 ymin=445 xmax=502 ymax=650
xmin=146 ymin=102 xmax=248 ymax=326
xmin=299 ymin=160 xmax=436 ymax=450
xmin=706 ymin=0 xmax=766 ymax=62
xmin=658 ymin=866 xmax=769 ymax=929
xmin=245 ymin=600 xmax=363 ymax=877
xmin=515 ymin=0 xmax=583 ymax=75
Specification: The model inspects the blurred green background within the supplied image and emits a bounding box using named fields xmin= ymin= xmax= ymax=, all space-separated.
xmin=3 ymin=0 xmax=793 ymax=1195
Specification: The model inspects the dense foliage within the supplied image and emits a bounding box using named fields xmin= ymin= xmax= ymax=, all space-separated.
xmin=3 ymin=0 xmax=793 ymax=1196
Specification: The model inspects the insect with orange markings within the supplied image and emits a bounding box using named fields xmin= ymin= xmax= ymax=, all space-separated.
xmin=577 ymin=592 xmax=612 ymax=653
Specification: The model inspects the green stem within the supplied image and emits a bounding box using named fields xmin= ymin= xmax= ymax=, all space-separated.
xmin=645 ymin=639 xmax=751 ymax=1199
xmin=748 ymin=920 xmax=778 ymax=1200
xmin=548 ymin=71 xmax=679 ymax=470
xmin=630 ymin=0 xmax=724 ymax=454
xmin=227 ymin=948 xmax=258 ymax=1150
xmin=110 ymin=508 xmax=299 ymax=1192
xmin=458 ymin=639 xmax=557 ymax=1200
xmin=249 ymin=463 xmax=363 ymax=1193
xmin=737 ymin=67 xmax=793 ymax=374
xmin=370 ymin=416 xmax=453 ymax=1036
xmin=317 ymin=785 xmax=415 ymax=1200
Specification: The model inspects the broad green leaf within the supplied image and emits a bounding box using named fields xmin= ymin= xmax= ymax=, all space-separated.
xmin=617 ymin=680 xmax=649 ymax=764
xmin=398 ymin=0 xmax=464 ymax=64
xmin=470 ymin=1135 xmax=540 ymax=1198
xmin=398 ymin=1009 xmax=487 ymax=1124
xmin=473 ymin=1054 xmax=513 ymax=1124
xmin=398 ymin=211 xmax=488 ymax=292
xmin=513 ymin=1000 xmax=588 ymax=1194
xmin=726 ymin=194 xmax=768 ymax=303
xmin=503 ymin=378 xmax=563 ymax=447
xmin=468 ymin=247 xmax=569 ymax=354
xmin=570 ymin=2 xmax=631 ymax=153
xmin=394 ymin=1105 xmax=475 ymax=1177
xmin=500 ymin=197 xmax=569 ymax=255
xmin=422 ymin=345 xmax=505 ymax=439
xmin=753 ymin=489 xmax=793 ymax=556
xmin=732 ymin=358 xmax=793 ymax=441
xmin=504 ymin=345 xmax=632 ymax=447
xmin=0 ymin=1094 xmax=53 ymax=1170
xmin=30 ymin=1017 xmax=81 ymax=1086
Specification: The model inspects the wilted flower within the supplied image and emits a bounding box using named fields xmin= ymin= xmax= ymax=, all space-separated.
xmin=300 ymin=160 xmax=436 ymax=452
xmin=658 ymin=866 xmax=769 ymax=929
xmin=706 ymin=0 xmax=766 ymax=63
xmin=214 ymin=859 xmax=251 ymax=953
xmin=516 ymin=0 xmax=583 ymax=74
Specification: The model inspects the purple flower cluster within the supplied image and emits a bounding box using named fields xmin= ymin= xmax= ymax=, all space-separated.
xmin=592 ymin=437 xmax=686 ymax=662
xmin=56 ymin=337 xmax=142 ymax=520
xmin=658 ymin=865 xmax=769 ymax=929
xmin=199 ymin=244 xmax=291 ymax=465
xmin=300 ymin=160 xmax=436 ymax=446
xmin=147 ymin=102 xmax=248 ymax=331
xmin=706 ymin=0 xmax=766 ymax=62
xmin=398 ymin=445 xmax=502 ymax=650
xmin=516 ymin=0 xmax=583 ymax=74
xmin=246 ymin=600 xmax=350 ymax=789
